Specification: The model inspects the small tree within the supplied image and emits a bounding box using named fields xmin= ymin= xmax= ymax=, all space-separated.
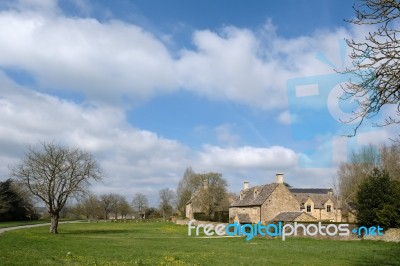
xmin=159 ymin=188 xmax=175 ymax=220
xmin=11 ymin=142 xmax=102 ymax=233
xmin=0 ymin=179 xmax=35 ymax=221
xmin=356 ymin=168 xmax=400 ymax=229
xmin=176 ymin=167 xmax=196 ymax=217
xmin=118 ymin=197 xmax=132 ymax=219
xmin=100 ymin=194 xmax=116 ymax=220
xmin=76 ymin=194 xmax=102 ymax=220
xmin=132 ymin=193 xmax=148 ymax=219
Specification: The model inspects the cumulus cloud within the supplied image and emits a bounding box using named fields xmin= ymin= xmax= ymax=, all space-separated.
xmin=0 ymin=72 xmax=189 ymax=203
xmin=197 ymin=145 xmax=298 ymax=170
xmin=0 ymin=3 xmax=371 ymax=110
xmin=0 ymin=6 xmax=177 ymax=105
xmin=0 ymin=1 xmax=393 ymax=205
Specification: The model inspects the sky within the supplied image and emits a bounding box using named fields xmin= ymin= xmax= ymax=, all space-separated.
xmin=0 ymin=0 xmax=396 ymax=206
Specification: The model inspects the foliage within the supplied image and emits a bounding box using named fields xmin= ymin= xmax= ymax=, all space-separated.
xmin=338 ymin=144 xmax=400 ymax=205
xmin=0 ymin=179 xmax=37 ymax=221
xmin=191 ymin=172 xmax=230 ymax=220
xmin=356 ymin=168 xmax=400 ymax=228
xmin=376 ymin=204 xmax=400 ymax=229
xmin=176 ymin=168 xmax=230 ymax=220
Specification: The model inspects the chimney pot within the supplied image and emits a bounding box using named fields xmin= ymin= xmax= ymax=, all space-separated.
xmin=243 ymin=181 xmax=249 ymax=189
xmin=203 ymin=179 xmax=208 ymax=189
xmin=275 ymin=173 xmax=284 ymax=184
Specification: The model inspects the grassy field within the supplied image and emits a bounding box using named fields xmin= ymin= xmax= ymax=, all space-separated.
xmin=0 ymin=220 xmax=51 ymax=228
xmin=0 ymin=221 xmax=399 ymax=265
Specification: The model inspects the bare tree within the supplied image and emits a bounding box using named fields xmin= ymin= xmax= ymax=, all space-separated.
xmin=159 ymin=188 xmax=175 ymax=220
xmin=176 ymin=167 xmax=199 ymax=217
xmin=100 ymin=194 xmax=116 ymax=220
xmin=337 ymin=143 xmax=400 ymax=205
xmin=132 ymin=193 xmax=148 ymax=219
xmin=343 ymin=0 xmax=400 ymax=138
xmin=118 ymin=197 xmax=132 ymax=219
xmin=77 ymin=194 xmax=101 ymax=220
xmin=107 ymin=194 xmax=131 ymax=219
xmin=11 ymin=142 xmax=102 ymax=233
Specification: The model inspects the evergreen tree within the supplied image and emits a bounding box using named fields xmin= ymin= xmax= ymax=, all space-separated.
xmin=356 ymin=169 xmax=400 ymax=229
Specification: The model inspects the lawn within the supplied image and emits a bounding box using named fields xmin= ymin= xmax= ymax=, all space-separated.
xmin=0 ymin=221 xmax=399 ymax=265
xmin=0 ymin=220 xmax=50 ymax=228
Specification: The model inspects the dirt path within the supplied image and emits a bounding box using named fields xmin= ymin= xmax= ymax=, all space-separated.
xmin=0 ymin=221 xmax=86 ymax=234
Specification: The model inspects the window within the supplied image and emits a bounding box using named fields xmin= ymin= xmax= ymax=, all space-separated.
xmin=327 ymin=205 xmax=331 ymax=212
xmin=306 ymin=205 xmax=311 ymax=212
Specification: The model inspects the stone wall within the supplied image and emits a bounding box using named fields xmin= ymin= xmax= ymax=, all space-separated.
xmin=261 ymin=184 xmax=299 ymax=222
xmin=229 ymin=206 xmax=260 ymax=223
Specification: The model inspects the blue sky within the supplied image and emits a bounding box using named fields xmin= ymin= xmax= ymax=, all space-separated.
xmin=0 ymin=0 xmax=394 ymax=206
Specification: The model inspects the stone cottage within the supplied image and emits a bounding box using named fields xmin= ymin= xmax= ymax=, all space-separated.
xmin=229 ymin=173 xmax=342 ymax=223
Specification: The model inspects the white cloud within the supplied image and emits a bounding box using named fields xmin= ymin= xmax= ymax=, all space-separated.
xmin=10 ymin=0 xmax=59 ymax=14
xmin=0 ymin=4 xmax=369 ymax=110
xmin=0 ymin=8 xmax=178 ymax=105
xmin=277 ymin=110 xmax=292 ymax=125
xmin=0 ymin=2 xmax=395 ymax=205
xmin=0 ymin=73 xmax=189 ymax=205
xmin=197 ymin=145 xmax=298 ymax=170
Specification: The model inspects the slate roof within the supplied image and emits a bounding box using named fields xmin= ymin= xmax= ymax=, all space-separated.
xmin=230 ymin=183 xmax=278 ymax=207
xmin=289 ymin=188 xmax=333 ymax=194
xmin=290 ymin=189 xmax=336 ymax=209
xmin=271 ymin=211 xmax=317 ymax=222
xmin=235 ymin=213 xmax=252 ymax=223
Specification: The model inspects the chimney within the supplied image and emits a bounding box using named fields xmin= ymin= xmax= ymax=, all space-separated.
xmin=275 ymin=173 xmax=284 ymax=184
xmin=203 ymin=179 xmax=208 ymax=189
xmin=243 ymin=181 xmax=249 ymax=189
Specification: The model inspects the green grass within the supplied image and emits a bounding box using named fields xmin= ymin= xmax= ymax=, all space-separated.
xmin=0 ymin=221 xmax=399 ymax=265
xmin=0 ymin=220 xmax=50 ymax=228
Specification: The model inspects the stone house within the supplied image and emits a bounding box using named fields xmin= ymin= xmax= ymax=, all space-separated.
xmin=229 ymin=173 xmax=342 ymax=223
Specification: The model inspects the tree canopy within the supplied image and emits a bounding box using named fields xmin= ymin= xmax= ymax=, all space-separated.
xmin=356 ymin=168 xmax=400 ymax=229
xmin=11 ymin=142 xmax=102 ymax=233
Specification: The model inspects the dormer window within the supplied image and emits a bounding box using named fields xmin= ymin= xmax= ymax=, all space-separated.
xmin=253 ymin=188 xmax=260 ymax=198
xmin=306 ymin=205 xmax=311 ymax=212
xmin=326 ymin=205 xmax=331 ymax=212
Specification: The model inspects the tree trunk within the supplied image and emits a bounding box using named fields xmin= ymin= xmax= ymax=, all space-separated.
xmin=49 ymin=213 xmax=59 ymax=234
